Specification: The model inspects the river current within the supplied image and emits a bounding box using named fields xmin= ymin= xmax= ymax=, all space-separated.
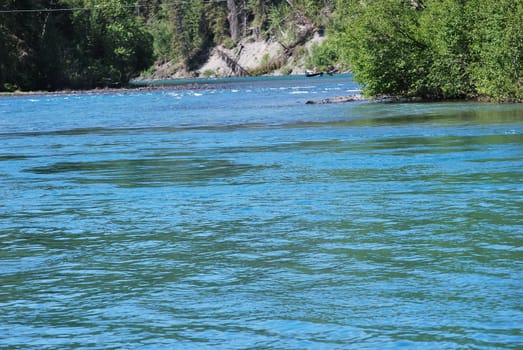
xmin=1 ymin=75 xmax=522 ymax=349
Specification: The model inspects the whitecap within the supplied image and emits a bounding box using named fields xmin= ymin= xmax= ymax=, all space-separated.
xmin=289 ymin=91 xmax=309 ymax=95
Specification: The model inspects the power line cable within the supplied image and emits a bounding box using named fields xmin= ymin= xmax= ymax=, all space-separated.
xmin=0 ymin=0 xmax=226 ymax=14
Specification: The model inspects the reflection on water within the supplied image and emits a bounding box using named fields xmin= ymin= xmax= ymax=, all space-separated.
xmin=346 ymin=101 xmax=523 ymax=128
xmin=0 ymin=75 xmax=522 ymax=349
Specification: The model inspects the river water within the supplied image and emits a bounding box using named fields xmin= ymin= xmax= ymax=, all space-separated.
xmin=1 ymin=75 xmax=522 ymax=349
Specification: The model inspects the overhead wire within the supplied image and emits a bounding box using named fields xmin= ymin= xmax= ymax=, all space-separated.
xmin=0 ymin=0 xmax=227 ymax=14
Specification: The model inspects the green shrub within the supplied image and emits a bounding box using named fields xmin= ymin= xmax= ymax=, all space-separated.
xmin=334 ymin=0 xmax=522 ymax=100
xmin=3 ymin=83 xmax=19 ymax=92
xmin=202 ymin=69 xmax=216 ymax=77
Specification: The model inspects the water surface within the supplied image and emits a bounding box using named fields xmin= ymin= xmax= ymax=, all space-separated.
xmin=1 ymin=75 xmax=522 ymax=349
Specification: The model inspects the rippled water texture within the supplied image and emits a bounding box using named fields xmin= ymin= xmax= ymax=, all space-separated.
xmin=1 ymin=75 xmax=522 ymax=349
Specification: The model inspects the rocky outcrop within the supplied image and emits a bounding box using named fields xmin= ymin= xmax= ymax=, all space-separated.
xmin=305 ymin=95 xmax=366 ymax=104
xmin=139 ymin=32 xmax=327 ymax=80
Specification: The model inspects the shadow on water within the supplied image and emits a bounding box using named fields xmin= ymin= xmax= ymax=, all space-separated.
xmin=1 ymin=101 xmax=521 ymax=139
xmin=25 ymin=158 xmax=275 ymax=187
xmin=355 ymin=133 xmax=523 ymax=153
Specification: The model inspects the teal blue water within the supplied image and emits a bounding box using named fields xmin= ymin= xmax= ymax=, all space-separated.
xmin=1 ymin=75 xmax=522 ymax=349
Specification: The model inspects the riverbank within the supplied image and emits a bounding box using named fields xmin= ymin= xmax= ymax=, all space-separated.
xmin=0 ymin=83 xmax=222 ymax=98
xmin=3 ymin=76 xmax=519 ymax=104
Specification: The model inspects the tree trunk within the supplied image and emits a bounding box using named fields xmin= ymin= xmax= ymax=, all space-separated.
xmin=227 ymin=0 xmax=240 ymax=41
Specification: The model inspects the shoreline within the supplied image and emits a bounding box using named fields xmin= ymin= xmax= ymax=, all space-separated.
xmin=2 ymin=80 xmax=520 ymax=104
xmin=0 ymin=73 xmax=312 ymax=97
xmin=0 ymin=83 xmax=215 ymax=98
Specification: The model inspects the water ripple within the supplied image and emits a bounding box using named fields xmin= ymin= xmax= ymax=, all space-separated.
xmin=1 ymin=76 xmax=522 ymax=349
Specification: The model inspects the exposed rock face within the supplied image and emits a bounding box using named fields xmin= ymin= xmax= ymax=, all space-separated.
xmin=140 ymin=33 xmax=327 ymax=80
xmin=199 ymin=39 xmax=285 ymax=77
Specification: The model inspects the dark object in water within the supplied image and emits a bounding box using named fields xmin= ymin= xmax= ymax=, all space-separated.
xmin=305 ymin=70 xmax=323 ymax=77
xmin=306 ymin=94 xmax=365 ymax=104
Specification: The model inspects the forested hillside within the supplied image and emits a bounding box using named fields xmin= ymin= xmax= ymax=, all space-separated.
xmin=1 ymin=0 xmax=154 ymax=91
xmin=0 ymin=0 xmax=333 ymax=91
xmin=1 ymin=0 xmax=521 ymax=100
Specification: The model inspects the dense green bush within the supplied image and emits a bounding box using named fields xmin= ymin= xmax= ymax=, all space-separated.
xmin=467 ymin=0 xmax=523 ymax=100
xmin=325 ymin=0 xmax=522 ymax=101
xmin=307 ymin=40 xmax=349 ymax=72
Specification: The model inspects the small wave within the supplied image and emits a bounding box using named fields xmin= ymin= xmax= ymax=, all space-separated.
xmin=292 ymin=85 xmax=315 ymax=89
xmin=167 ymin=92 xmax=181 ymax=98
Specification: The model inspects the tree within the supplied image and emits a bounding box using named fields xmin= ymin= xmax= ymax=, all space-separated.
xmin=327 ymin=0 xmax=522 ymax=100
xmin=227 ymin=0 xmax=241 ymax=41
xmin=0 ymin=0 xmax=154 ymax=91
xmin=0 ymin=1 xmax=21 ymax=90
xmin=340 ymin=0 xmax=429 ymax=96
xmin=0 ymin=0 xmax=69 ymax=91
xmin=168 ymin=0 xmax=213 ymax=70
xmin=467 ymin=0 xmax=523 ymax=100
xmin=68 ymin=0 xmax=154 ymax=88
